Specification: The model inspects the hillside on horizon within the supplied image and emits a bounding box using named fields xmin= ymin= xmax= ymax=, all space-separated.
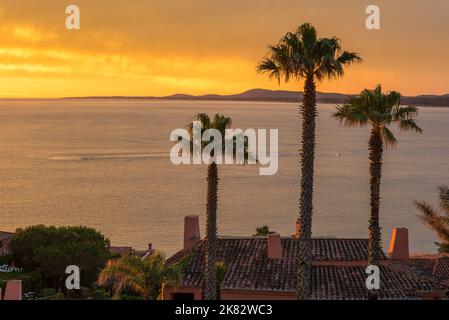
xmin=63 ymin=89 xmax=449 ymax=107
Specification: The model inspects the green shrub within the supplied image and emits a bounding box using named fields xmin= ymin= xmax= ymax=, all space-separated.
xmin=42 ymin=288 xmax=58 ymax=298
xmin=0 ymin=255 xmax=11 ymax=265
xmin=9 ymin=225 xmax=110 ymax=288
xmin=0 ymin=271 xmax=42 ymax=294
xmin=90 ymin=289 xmax=110 ymax=300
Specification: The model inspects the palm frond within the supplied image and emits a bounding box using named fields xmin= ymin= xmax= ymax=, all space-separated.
xmin=258 ymin=23 xmax=360 ymax=84
xmin=98 ymin=251 xmax=177 ymax=300
xmin=393 ymin=106 xmax=419 ymax=121
xmin=334 ymin=85 xmax=422 ymax=145
xmin=333 ymin=103 xmax=368 ymax=127
xmin=381 ymin=127 xmax=397 ymax=148
xmin=184 ymin=113 xmax=255 ymax=163
xmin=256 ymin=58 xmax=281 ymax=83
xmin=297 ymin=23 xmax=317 ymax=53
xmin=399 ymin=119 xmax=423 ymax=134
xmin=337 ymin=51 xmax=363 ymax=65
xmin=416 ymin=200 xmax=449 ymax=244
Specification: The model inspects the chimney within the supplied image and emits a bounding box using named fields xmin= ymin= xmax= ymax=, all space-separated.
xmin=388 ymin=228 xmax=410 ymax=261
xmin=184 ymin=215 xmax=200 ymax=251
xmin=3 ymin=280 xmax=22 ymax=301
xmin=296 ymin=219 xmax=301 ymax=238
xmin=267 ymin=233 xmax=282 ymax=259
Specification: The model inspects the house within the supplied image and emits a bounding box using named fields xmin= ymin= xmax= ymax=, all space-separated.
xmin=165 ymin=216 xmax=449 ymax=300
xmin=109 ymin=243 xmax=155 ymax=258
xmin=0 ymin=231 xmax=14 ymax=256
xmin=409 ymin=253 xmax=449 ymax=286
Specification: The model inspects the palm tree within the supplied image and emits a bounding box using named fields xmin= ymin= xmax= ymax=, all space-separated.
xmin=253 ymin=226 xmax=275 ymax=237
xmin=97 ymin=252 xmax=181 ymax=300
xmin=333 ymin=85 xmax=422 ymax=296
xmin=257 ymin=23 xmax=361 ymax=299
xmin=415 ymin=185 xmax=449 ymax=253
xmin=186 ymin=113 xmax=249 ymax=300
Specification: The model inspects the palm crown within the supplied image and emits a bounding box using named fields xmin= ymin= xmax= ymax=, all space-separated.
xmin=186 ymin=113 xmax=252 ymax=163
xmin=257 ymin=23 xmax=362 ymax=83
xmin=187 ymin=113 xmax=233 ymax=150
xmin=98 ymin=252 xmax=181 ymax=300
xmin=334 ymin=85 xmax=423 ymax=147
xmin=415 ymin=186 xmax=449 ymax=251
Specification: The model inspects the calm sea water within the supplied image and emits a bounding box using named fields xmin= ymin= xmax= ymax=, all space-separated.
xmin=0 ymin=99 xmax=448 ymax=255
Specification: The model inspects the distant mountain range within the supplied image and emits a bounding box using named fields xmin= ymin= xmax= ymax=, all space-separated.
xmin=64 ymin=89 xmax=449 ymax=107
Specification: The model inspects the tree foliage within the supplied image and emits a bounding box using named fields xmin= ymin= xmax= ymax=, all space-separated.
xmin=98 ymin=251 xmax=181 ymax=300
xmin=253 ymin=226 xmax=275 ymax=237
xmin=257 ymin=23 xmax=361 ymax=83
xmin=416 ymin=186 xmax=449 ymax=252
xmin=334 ymin=85 xmax=423 ymax=148
xmin=9 ymin=225 xmax=110 ymax=288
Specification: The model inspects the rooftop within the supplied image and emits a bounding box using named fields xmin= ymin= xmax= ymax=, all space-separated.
xmin=410 ymin=254 xmax=449 ymax=282
xmin=0 ymin=231 xmax=14 ymax=241
xmin=0 ymin=231 xmax=14 ymax=256
xmin=168 ymin=237 xmax=448 ymax=299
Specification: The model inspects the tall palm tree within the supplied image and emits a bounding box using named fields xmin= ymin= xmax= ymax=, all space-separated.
xmin=186 ymin=113 xmax=249 ymax=300
xmin=333 ymin=85 xmax=423 ymax=296
xmin=415 ymin=185 xmax=449 ymax=253
xmin=257 ymin=23 xmax=361 ymax=299
xmin=98 ymin=252 xmax=181 ymax=300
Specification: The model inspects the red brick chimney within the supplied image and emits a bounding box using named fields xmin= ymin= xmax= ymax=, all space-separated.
xmin=3 ymin=280 xmax=22 ymax=301
xmin=267 ymin=233 xmax=282 ymax=259
xmin=184 ymin=215 xmax=200 ymax=251
xmin=388 ymin=228 xmax=410 ymax=261
xmin=296 ymin=219 xmax=301 ymax=238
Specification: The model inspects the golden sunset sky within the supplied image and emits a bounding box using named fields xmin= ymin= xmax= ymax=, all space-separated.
xmin=1 ymin=0 xmax=448 ymax=98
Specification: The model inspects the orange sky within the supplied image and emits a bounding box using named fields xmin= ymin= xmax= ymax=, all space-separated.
xmin=1 ymin=0 xmax=448 ymax=98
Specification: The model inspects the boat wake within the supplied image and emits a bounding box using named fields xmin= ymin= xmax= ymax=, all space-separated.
xmin=47 ymin=153 xmax=168 ymax=161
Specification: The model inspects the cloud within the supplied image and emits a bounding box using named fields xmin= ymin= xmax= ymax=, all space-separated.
xmin=2 ymin=24 xmax=59 ymax=43
xmin=0 ymin=0 xmax=448 ymax=97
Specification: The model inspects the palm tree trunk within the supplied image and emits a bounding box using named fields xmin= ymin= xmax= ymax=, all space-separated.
xmin=368 ymin=128 xmax=383 ymax=265
xmin=296 ymin=74 xmax=317 ymax=300
xmin=204 ymin=162 xmax=218 ymax=300
xmin=368 ymin=128 xmax=383 ymax=298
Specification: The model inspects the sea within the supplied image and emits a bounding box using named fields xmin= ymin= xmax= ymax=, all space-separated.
xmin=0 ymin=99 xmax=448 ymax=255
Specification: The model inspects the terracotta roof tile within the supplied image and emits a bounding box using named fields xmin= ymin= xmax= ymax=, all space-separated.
xmin=0 ymin=231 xmax=14 ymax=256
xmin=312 ymin=265 xmax=444 ymax=300
xmin=170 ymin=237 xmax=447 ymax=299
xmin=0 ymin=231 xmax=14 ymax=241
xmin=433 ymin=257 xmax=449 ymax=279
xmin=411 ymin=254 xmax=449 ymax=281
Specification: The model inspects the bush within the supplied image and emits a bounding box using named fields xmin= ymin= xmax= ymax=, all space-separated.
xmin=0 ymin=255 xmax=11 ymax=265
xmin=42 ymin=288 xmax=58 ymax=298
xmin=9 ymin=225 xmax=110 ymax=289
xmin=0 ymin=270 xmax=42 ymax=294
xmin=90 ymin=289 xmax=110 ymax=300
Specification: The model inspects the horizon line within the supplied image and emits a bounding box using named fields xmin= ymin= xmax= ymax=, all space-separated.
xmin=1 ymin=87 xmax=449 ymax=101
